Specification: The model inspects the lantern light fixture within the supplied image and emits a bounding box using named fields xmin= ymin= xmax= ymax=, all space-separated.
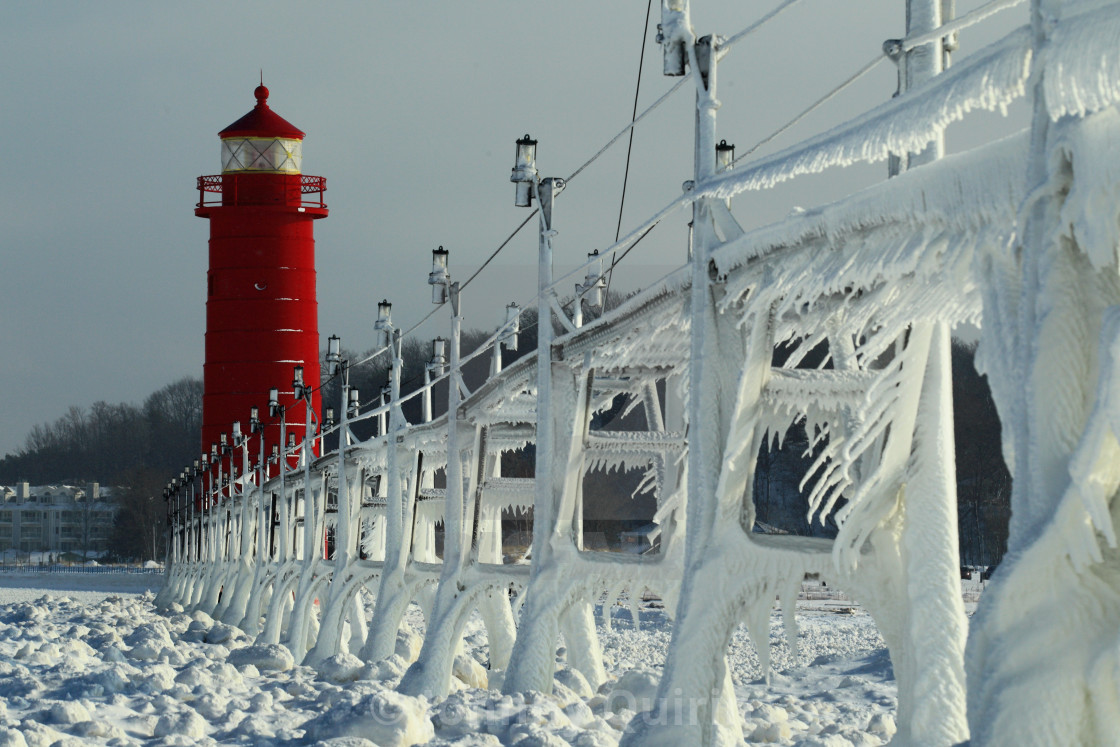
xmin=429 ymin=337 xmax=448 ymax=377
xmin=232 ymin=420 xmax=243 ymax=446
xmin=324 ymin=407 xmax=335 ymax=430
xmin=269 ymin=388 xmax=280 ymax=417
xmin=657 ymin=0 xmax=689 ymax=78
xmin=326 ymin=335 xmax=342 ymax=376
xmin=348 ymin=388 xmax=361 ymax=419
xmin=716 ymin=139 xmax=735 ymax=172
xmin=511 ymin=134 xmax=538 ymax=207
xmin=577 ymin=250 xmax=606 ymax=311
xmin=428 ymin=246 xmax=450 ymax=304
xmin=500 ymin=303 xmax=520 ymax=350
xmin=292 ymin=365 xmax=306 ymax=400
xmin=375 ymin=300 xmax=393 ymax=347
xmin=288 ymin=432 xmax=296 ymax=448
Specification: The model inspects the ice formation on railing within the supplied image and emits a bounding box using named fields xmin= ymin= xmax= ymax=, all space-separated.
xmin=697 ymin=25 xmax=1031 ymax=198
xmin=1044 ymin=1 xmax=1120 ymax=118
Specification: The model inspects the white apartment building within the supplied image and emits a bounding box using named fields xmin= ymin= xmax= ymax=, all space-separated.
xmin=0 ymin=483 xmax=115 ymax=555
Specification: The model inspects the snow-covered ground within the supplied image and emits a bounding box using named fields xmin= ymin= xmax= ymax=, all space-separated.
xmin=0 ymin=571 xmax=912 ymax=746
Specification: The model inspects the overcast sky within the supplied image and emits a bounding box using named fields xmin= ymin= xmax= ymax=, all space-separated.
xmin=0 ymin=1 xmax=1026 ymax=459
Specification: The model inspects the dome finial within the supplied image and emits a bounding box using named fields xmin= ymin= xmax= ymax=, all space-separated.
xmin=254 ymin=72 xmax=269 ymax=107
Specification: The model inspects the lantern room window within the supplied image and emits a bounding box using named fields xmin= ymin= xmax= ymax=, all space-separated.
xmin=221 ymin=137 xmax=303 ymax=174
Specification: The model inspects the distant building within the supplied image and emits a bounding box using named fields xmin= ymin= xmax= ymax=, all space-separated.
xmin=0 ymin=483 xmax=115 ymax=555
xmin=619 ymin=523 xmax=662 ymax=555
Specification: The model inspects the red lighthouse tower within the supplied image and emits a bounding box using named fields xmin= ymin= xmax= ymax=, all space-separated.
xmin=196 ymin=84 xmax=326 ymax=464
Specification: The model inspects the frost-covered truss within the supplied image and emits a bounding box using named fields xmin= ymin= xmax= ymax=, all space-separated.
xmin=157 ymin=1 xmax=1120 ymax=743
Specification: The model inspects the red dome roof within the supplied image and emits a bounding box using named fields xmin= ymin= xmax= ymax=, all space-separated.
xmin=219 ymin=85 xmax=305 ymax=140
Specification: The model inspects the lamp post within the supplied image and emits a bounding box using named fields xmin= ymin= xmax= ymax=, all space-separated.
xmin=188 ymin=460 xmax=198 ymax=566
xmin=164 ymin=483 xmax=173 ymax=566
xmin=428 ymin=247 xmax=467 ymax=569
xmin=324 ymin=333 xmax=353 ymax=566
xmin=172 ymin=474 xmax=181 ymax=568
xmin=268 ymin=444 xmax=280 ymax=560
xmin=197 ymin=453 xmax=209 ymax=565
xmin=231 ymin=405 xmax=270 ymax=633
xmin=269 ymin=387 xmax=291 ymax=563
xmin=293 ymin=363 xmax=320 ymax=561
xmin=250 ymin=407 xmax=267 ymax=567
xmin=366 ymin=299 xmax=405 ymax=564
xmin=167 ymin=482 xmax=177 ymax=567
xmin=233 ymin=419 xmax=252 ymax=572
xmin=220 ymin=431 xmax=233 ymax=566
xmin=207 ymin=441 xmax=219 ymax=572
xmin=325 ymin=333 xmax=342 ymax=439
xmin=511 ymin=133 xmax=564 ymax=569
xmin=174 ymin=472 xmax=185 ymax=562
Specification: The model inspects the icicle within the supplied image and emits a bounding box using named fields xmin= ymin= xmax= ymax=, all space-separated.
xmin=743 ymin=589 xmax=773 ymax=685
xmin=599 ymin=588 xmax=613 ymax=632
xmin=779 ymin=575 xmax=801 ymax=666
xmin=629 ymin=586 xmax=642 ymax=632
xmin=607 ymin=582 xmax=628 ymax=633
xmin=619 ymin=392 xmax=646 ymax=420
xmin=1045 ymin=4 xmax=1120 ymax=120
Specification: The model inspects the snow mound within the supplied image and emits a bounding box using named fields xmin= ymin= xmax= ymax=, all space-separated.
xmin=153 ymin=708 xmax=208 ymax=739
xmin=202 ymin=622 xmax=243 ymax=645
xmin=396 ymin=627 xmax=424 ymax=663
xmin=316 ymin=652 xmax=365 ymax=683
xmin=301 ymin=690 xmax=434 ymax=746
xmin=71 ymin=719 xmax=126 ymax=740
xmin=47 ymin=700 xmax=90 ymax=725
xmin=123 ymin=621 xmax=172 ymax=660
xmin=227 ymin=643 xmax=294 ymax=672
xmin=453 ymin=652 xmax=488 ymax=689
xmin=606 ymin=669 xmax=660 ymax=714
xmin=555 ymin=665 xmax=594 ymax=699
xmin=0 ymin=729 xmax=26 ymax=747
xmin=867 ymin=712 xmax=896 ymax=738
xmin=369 ymin=653 xmax=410 ymax=682
xmin=430 ymin=690 xmax=487 ymax=737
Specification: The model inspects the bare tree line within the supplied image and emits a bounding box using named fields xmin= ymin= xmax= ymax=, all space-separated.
xmin=0 ymin=378 xmax=203 ymax=561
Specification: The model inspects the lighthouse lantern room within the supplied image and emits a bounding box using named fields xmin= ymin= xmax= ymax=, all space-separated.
xmin=196 ymin=84 xmax=327 ymax=470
